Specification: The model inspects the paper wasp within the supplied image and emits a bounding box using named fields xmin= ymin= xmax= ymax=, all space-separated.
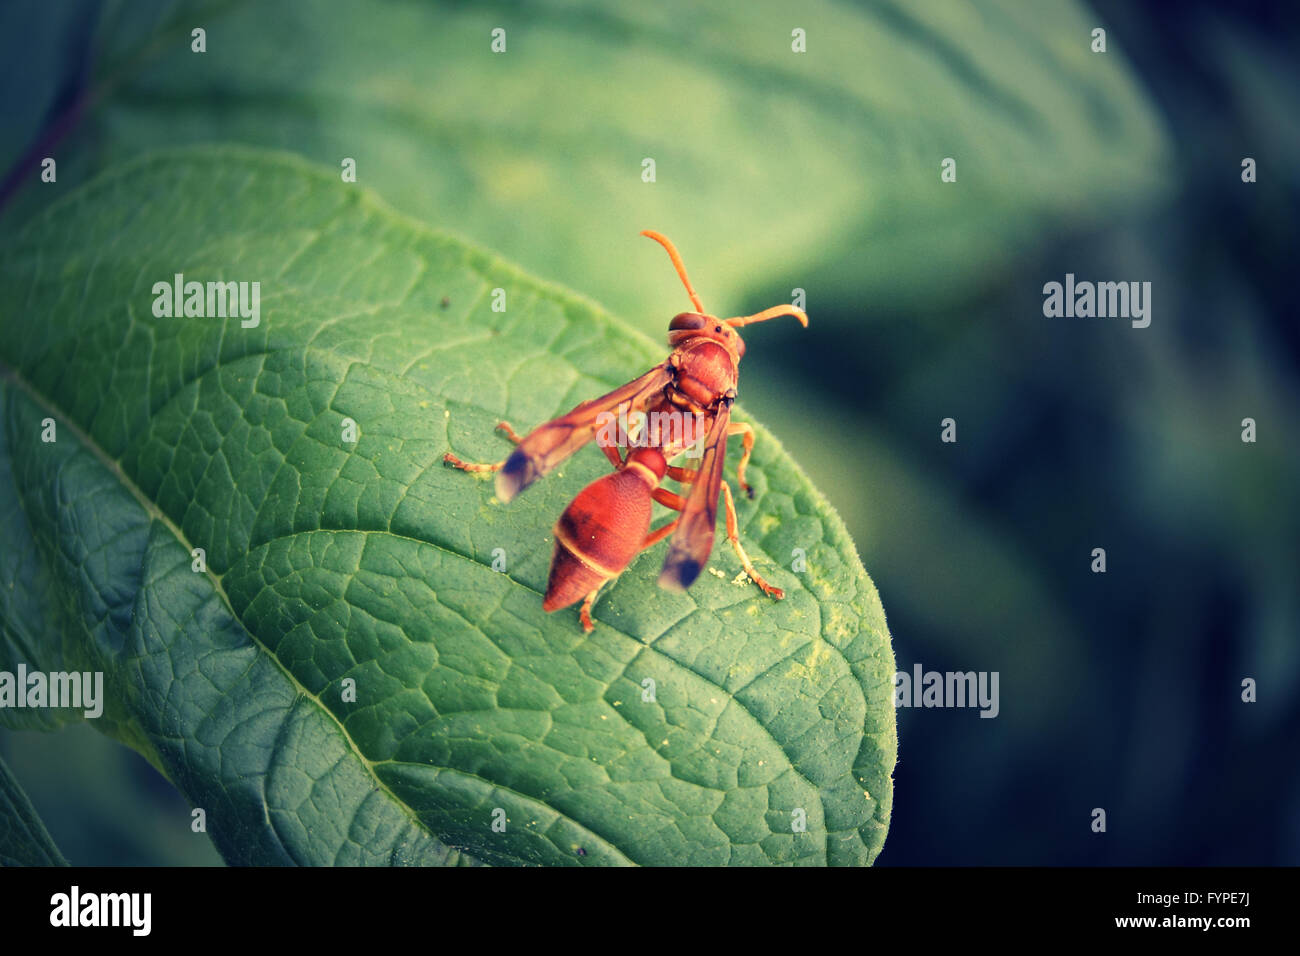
xmin=443 ymin=231 xmax=808 ymax=632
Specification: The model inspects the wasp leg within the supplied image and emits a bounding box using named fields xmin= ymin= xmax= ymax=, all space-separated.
xmin=642 ymin=517 xmax=680 ymax=548
xmin=721 ymin=482 xmax=784 ymax=599
xmin=665 ymin=465 xmax=698 ymax=485
xmin=578 ymin=583 xmax=607 ymax=633
xmin=726 ymin=422 xmax=756 ymax=498
xmin=578 ymin=516 xmax=682 ymax=632
xmin=651 ymin=488 xmax=687 ymax=510
xmin=443 ymin=421 xmax=525 ymax=472
xmin=495 ymin=421 xmax=524 ymax=444
xmin=599 ymin=442 xmax=624 ymax=470
xmin=442 ymin=452 xmax=501 ymax=473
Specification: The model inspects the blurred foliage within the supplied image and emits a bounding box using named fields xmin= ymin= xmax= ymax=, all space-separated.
xmin=0 ymin=0 xmax=1296 ymax=864
xmin=3 ymin=0 xmax=1168 ymax=328
xmin=0 ymin=725 xmax=222 ymax=865
xmin=0 ymin=751 xmax=68 ymax=865
xmin=742 ymin=0 xmax=1300 ymax=864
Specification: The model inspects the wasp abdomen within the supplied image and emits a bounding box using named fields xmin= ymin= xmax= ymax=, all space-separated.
xmin=543 ymin=449 xmax=666 ymax=612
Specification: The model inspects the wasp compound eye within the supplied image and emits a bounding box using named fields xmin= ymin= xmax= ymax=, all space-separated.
xmin=669 ymin=312 xmax=709 ymax=332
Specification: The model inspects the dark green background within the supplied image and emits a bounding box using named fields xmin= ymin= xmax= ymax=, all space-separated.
xmin=1 ymin=0 xmax=1296 ymax=865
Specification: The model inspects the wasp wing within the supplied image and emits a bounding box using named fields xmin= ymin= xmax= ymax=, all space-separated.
xmin=657 ymin=401 xmax=731 ymax=591
xmin=495 ymin=362 xmax=672 ymax=502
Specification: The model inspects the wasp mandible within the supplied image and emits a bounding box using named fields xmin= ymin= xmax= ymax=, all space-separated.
xmin=443 ymin=231 xmax=808 ymax=632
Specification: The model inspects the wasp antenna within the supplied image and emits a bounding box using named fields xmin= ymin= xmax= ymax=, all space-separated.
xmin=641 ymin=230 xmax=706 ymax=314
xmin=724 ymin=305 xmax=809 ymax=329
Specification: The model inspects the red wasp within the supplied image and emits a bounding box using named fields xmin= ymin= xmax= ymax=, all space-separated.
xmin=443 ymin=230 xmax=808 ymax=632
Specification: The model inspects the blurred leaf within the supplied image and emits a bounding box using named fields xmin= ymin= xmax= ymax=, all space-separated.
xmin=0 ymin=752 xmax=68 ymax=866
xmin=0 ymin=147 xmax=895 ymax=865
xmin=0 ymin=724 xmax=226 ymax=866
xmin=0 ymin=0 xmax=97 ymax=175
xmin=5 ymin=0 xmax=1170 ymax=331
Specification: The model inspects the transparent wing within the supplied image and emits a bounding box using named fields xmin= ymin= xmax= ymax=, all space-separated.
xmin=495 ymin=363 xmax=672 ymax=502
xmin=657 ymin=402 xmax=730 ymax=591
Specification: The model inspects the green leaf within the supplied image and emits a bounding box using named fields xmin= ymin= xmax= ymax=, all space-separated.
xmin=0 ymin=752 xmax=68 ymax=866
xmin=0 ymin=147 xmax=895 ymax=865
xmin=5 ymin=0 xmax=1169 ymax=330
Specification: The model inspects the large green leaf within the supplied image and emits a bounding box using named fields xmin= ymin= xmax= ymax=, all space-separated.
xmin=4 ymin=0 xmax=1169 ymax=331
xmin=0 ymin=147 xmax=895 ymax=865
xmin=0 ymin=752 xmax=68 ymax=866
